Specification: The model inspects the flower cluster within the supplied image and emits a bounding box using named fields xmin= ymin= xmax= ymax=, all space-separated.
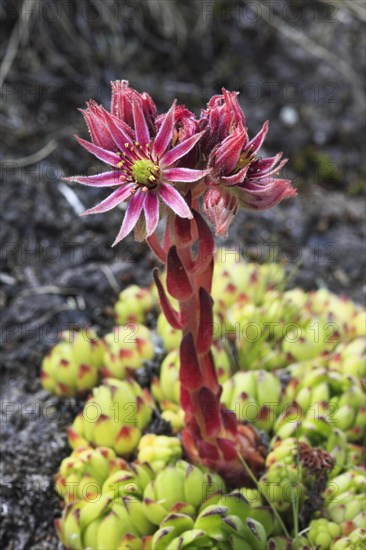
xmin=66 ymin=81 xmax=295 ymax=244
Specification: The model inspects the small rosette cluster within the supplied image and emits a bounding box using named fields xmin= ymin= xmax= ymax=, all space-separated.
xmin=114 ymin=285 xmax=155 ymax=325
xmin=222 ymin=370 xmax=282 ymax=432
xmin=307 ymin=469 xmax=366 ymax=549
xmin=102 ymin=324 xmax=155 ymax=379
xmin=39 ymin=252 xmax=366 ymax=548
xmin=41 ymin=329 xmax=104 ymax=396
xmin=55 ymin=456 xmax=274 ymax=550
xmin=67 ymin=378 xmax=155 ymax=457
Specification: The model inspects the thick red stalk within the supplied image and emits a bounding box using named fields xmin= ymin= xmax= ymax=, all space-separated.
xmin=152 ymin=209 xmax=266 ymax=486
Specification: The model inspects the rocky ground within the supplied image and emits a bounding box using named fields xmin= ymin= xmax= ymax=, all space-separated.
xmin=1 ymin=1 xmax=365 ymax=548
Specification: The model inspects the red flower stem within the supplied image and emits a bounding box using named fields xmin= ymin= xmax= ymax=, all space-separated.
xmin=150 ymin=208 xmax=266 ymax=484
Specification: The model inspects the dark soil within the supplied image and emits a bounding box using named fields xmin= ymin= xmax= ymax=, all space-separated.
xmin=1 ymin=1 xmax=365 ymax=548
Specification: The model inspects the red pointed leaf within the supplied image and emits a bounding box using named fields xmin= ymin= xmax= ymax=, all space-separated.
xmin=217 ymin=438 xmax=237 ymax=460
xmin=221 ymin=407 xmax=238 ymax=435
xmin=147 ymin=234 xmax=166 ymax=263
xmin=173 ymin=215 xmax=193 ymax=246
xmin=193 ymin=210 xmax=215 ymax=272
xmin=196 ymin=439 xmax=220 ymax=460
xmin=197 ymin=287 xmax=214 ymax=353
xmin=202 ymin=351 xmax=220 ymax=391
xmin=166 ymin=246 xmax=193 ymax=301
xmin=152 ymin=269 xmax=182 ymax=329
xmin=199 ymin=387 xmax=222 ymax=437
xmin=180 ymin=387 xmax=194 ymax=415
xmin=180 ymin=333 xmax=203 ymax=390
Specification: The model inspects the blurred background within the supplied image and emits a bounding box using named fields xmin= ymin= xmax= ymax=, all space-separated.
xmin=1 ymin=1 xmax=365 ymax=548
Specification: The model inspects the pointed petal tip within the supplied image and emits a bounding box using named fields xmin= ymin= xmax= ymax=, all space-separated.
xmin=111 ymin=236 xmax=121 ymax=247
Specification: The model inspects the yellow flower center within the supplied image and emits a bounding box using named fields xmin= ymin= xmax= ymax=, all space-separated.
xmin=131 ymin=159 xmax=159 ymax=185
xmin=236 ymin=151 xmax=254 ymax=171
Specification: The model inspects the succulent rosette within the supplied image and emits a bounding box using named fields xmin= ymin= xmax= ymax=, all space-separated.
xmin=102 ymin=462 xmax=155 ymax=502
xmin=102 ymin=324 xmax=155 ymax=379
xmin=55 ymin=446 xmax=128 ymax=503
xmin=308 ymin=468 xmax=366 ymax=549
xmin=41 ymin=328 xmax=104 ymax=396
xmin=114 ymin=285 xmax=155 ymax=325
xmin=56 ymin=494 xmax=155 ymax=550
xmin=222 ymin=370 xmax=282 ymax=433
xmin=278 ymin=363 xmax=365 ymax=444
xmin=137 ymin=434 xmax=182 ymax=473
xmin=67 ymin=378 xmax=155 ymax=457
xmin=308 ymin=518 xmax=342 ymax=550
xmin=142 ymin=460 xmax=225 ymax=525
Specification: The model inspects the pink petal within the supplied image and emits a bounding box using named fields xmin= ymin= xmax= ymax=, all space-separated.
xmin=223 ymin=89 xmax=246 ymax=126
xmin=221 ymin=164 xmax=251 ymax=186
xmin=102 ymin=111 xmax=134 ymax=151
xmin=132 ymin=101 xmax=150 ymax=149
xmin=111 ymin=80 xmax=134 ymax=127
xmin=213 ymin=129 xmax=246 ymax=174
xmin=63 ymin=171 xmax=121 ymax=187
xmin=112 ymin=190 xmax=145 ymax=246
xmin=159 ymin=183 xmax=192 ymax=219
xmin=144 ymin=192 xmax=159 ymax=236
xmin=248 ymin=153 xmax=283 ymax=176
xmin=164 ymin=167 xmax=208 ymax=182
xmin=161 ymin=131 xmax=205 ymax=167
xmin=250 ymin=157 xmax=288 ymax=181
xmin=81 ymin=184 xmax=134 ymax=215
xmin=81 ymin=102 xmax=115 ymax=150
xmin=244 ymin=121 xmax=269 ymax=155
xmin=153 ymin=101 xmax=176 ymax=158
xmin=74 ymin=136 xmax=121 ymax=167
xmin=237 ymin=180 xmax=296 ymax=210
